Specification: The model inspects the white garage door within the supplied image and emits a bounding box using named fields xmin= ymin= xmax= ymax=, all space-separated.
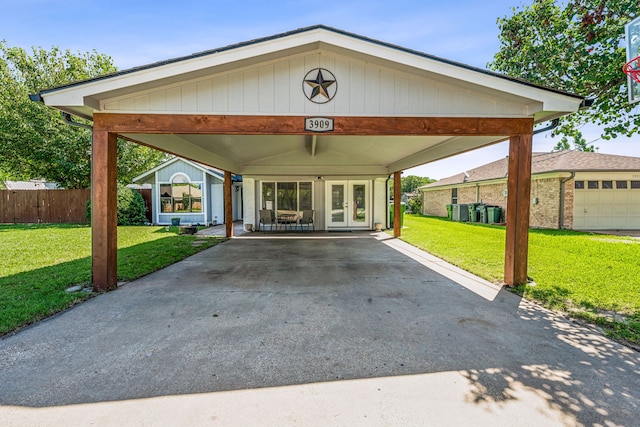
xmin=574 ymin=180 xmax=640 ymax=229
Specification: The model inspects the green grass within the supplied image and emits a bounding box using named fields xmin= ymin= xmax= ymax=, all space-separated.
xmin=0 ymin=224 xmax=225 ymax=336
xmin=399 ymin=214 xmax=640 ymax=346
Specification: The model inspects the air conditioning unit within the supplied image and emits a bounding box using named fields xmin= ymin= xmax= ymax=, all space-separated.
xmin=452 ymin=204 xmax=469 ymax=222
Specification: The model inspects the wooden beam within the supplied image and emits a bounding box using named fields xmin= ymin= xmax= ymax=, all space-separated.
xmin=393 ymin=171 xmax=402 ymax=237
xmin=91 ymin=130 xmax=118 ymax=292
xmin=504 ymin=133 xmax=533 ymax=286
xmin=93 ymin=113 xmax=534 ymax=137
xmin=224 ymin=171 xmax=233 ymax=238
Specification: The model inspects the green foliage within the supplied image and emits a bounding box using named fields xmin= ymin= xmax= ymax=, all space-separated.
xmin=401 ymin=175 xmax=435 ymax=193
xmin=117 ymin=184 xmax=148 ymax=225
xmin=406 ymin=193 xmax=423 ymax=214
xmin=553 ymin=132 xmax=596 ymax=152
xmin=86 ymin=184 xmax=148 ymax=225
xmin=0 ymin=223 xmax=225 ymax=335
xmin=0 ymin=41 xmax=165 ymax=188
xmin=490 ymin=0 xmax=640 ymax=142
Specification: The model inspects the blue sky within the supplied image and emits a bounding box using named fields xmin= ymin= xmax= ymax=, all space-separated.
xmin=2 ymin=0 xmax=639 ymax=178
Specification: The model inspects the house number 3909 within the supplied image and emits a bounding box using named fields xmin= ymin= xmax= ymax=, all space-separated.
xmin=304 ymin=117 xmax=334 ymax=132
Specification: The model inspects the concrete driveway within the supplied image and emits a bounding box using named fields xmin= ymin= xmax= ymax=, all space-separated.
xmin=0 ymin=233 xmax=638 ymax=426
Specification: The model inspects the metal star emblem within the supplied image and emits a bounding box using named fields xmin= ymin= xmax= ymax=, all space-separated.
xmin=303 ymin=68 xmax=337 ymax=103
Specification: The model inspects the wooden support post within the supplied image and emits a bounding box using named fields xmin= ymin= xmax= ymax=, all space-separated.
xmin=224 ymin=171 xmax=233 ymax=238
xmin=91 ymin=130 xmax=118 ymax=292
xmin=504 ymin=133 xmax=533 ymax=286
xmin=393 ymin=171 xmax=402 ymax=237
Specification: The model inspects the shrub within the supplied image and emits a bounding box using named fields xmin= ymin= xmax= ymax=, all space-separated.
xmin=406 ymin=193 xmax=423 ymax=214
xmin=85 ymin=184 xmax=148 ymax=225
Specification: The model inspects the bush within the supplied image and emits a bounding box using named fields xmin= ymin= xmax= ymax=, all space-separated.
xmin=85 ymin=184 xmax=148 ymax=225
xmin=406 ymin=193 xmax=423 ymax=214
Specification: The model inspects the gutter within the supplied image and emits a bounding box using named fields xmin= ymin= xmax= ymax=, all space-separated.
xmin=559 ymin=172 xmax=575 ymax=229
xmin=533 ymin=118 xmax=560 ymax=135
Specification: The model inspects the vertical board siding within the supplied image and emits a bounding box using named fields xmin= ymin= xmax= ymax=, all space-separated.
xmin=102 ymin=51 xmax=529 ymax=117
xmin=156 ymin=160 xmax=202 ymax=182
xmin=0 ymin=190 xmax=91 ymax=223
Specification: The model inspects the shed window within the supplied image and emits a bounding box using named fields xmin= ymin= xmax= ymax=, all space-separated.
xmin=160 ymin=174 xmax=203 ymax=213
xmin=616 ymin=181 xmax=628 ymax=189
xmin=574 ymin=181 xmax=584 ymax=189
xmin=587 ymin=181 xmax=599 ymax=189
xmin=602 ymin=180 xmax=613 ymax=189
xmin=631 ymin=181 xmax=640 ymax=189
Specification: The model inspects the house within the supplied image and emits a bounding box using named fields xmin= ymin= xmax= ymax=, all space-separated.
xmin=420 ymin=150 xmax=640 ymax=230
xmin=133 ymin=157 xmax=242 ymax=225
xmin=31 ymin=25 xmax=586 ymax=288
xmin=4 ymin=180 xmax=60 ymax=190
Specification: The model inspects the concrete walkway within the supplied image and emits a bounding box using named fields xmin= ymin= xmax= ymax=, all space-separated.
xmin=0 ymin=233 xmax=638 ymax=426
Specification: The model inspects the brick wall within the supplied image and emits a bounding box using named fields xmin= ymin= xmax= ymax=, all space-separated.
xmin=529 ymin=178 xmax=561 ymax=228
xmin=563 ymin=178 xmax=574 ymax=229
xmin=422 ymin=176 xmax=572 ymax=229
xmin=423 ymin=189 xmax=450 ymax=216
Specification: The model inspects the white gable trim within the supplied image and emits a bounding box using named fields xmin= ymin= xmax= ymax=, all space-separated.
xmin=38 ymin=26 xmax=583 ymax=122
xmin=133 ymin=157 xmax=224 ymax=183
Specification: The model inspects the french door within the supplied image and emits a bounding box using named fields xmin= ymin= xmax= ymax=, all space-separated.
xmin=326 ymin=181 xmax=370 ymax=229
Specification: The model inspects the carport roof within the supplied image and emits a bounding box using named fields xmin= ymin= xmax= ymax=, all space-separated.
xmin=36 ymin=25 xmax=582 ymax=101
xmin=32 ymin=25 xmax=587 ymax=176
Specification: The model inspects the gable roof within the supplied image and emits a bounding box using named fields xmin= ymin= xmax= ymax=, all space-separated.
xmin=423 ymin=150 xmax=640 ymax=189
xmin=31 ymin=26 xmax=587 ymax=176
xmin=133 ymin=157 xmax=241 ymax=183
xmin=36 ymin=25 xmax=582 ymax=102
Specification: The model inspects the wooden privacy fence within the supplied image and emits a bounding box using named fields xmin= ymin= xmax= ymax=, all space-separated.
xmin=0 ymin=189 xmax=91 ymax=224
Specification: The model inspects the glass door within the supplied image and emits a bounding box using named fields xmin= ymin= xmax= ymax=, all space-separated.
xmin=326 ymin=181 xmax=369 ymax=228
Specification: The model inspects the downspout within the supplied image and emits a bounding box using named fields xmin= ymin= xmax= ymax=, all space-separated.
xmin=61 ymin=112 xmax=93 ymax=131
xmin=559 ymin=172 xmax=575 ymax=229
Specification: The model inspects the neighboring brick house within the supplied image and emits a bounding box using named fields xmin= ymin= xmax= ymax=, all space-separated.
xmin=420 ymin=150 xmax=640 ymax=230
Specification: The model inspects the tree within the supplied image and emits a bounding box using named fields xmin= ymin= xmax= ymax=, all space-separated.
xmin=490 ymin=0 xmax=639 ymax=145
xmin=0 ymin=42 xmax=165 ymax=188
xmin=401 ymin=175 xmax=436 ymax=193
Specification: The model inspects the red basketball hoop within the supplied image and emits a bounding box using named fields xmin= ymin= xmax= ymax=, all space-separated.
xmin=623 ymin=55 xmax=640 ymax=83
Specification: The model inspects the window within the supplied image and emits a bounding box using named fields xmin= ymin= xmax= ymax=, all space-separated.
xmin=451 ymin=188 xmax=458 ymax=204
xmin=631 ymin=181 xmax=640 ymax=189
xmin=261 ymin=181 xmax=313 ymax=214
xmin=616 ymin=181 xmax=628 ymax=189
xmin=160 ymin=174 xmax=203 ymax=213
xmin=574 ymin=181 xmax=585 ymax=189
xmin=602 ymin=180 xmax=613 ymax=189
xmin=587 ymin=181 xmax=599 ymax=189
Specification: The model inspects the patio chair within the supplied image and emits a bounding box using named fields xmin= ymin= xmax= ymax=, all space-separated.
xmin=259 ymin=209 xmax=275 ymax=231
xmin=299 ymin=209 xmax=314 ymax=231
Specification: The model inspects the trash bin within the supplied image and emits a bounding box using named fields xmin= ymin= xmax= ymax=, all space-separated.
xmin=446 ymin=204 xmax=453 ymax=220
xmin=487 ymin=206 xmax=502 ymax=223
xmin=389 ymin=202 xmax=406 ymax=227
xmin=479 ymin=205 xmax=488 ymax=223
xmin=468 ymin=203 xmax=480 ymax=222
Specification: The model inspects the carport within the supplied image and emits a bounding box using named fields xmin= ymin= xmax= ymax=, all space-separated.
xmin=31 ymin=25 xmax=585 ymax=291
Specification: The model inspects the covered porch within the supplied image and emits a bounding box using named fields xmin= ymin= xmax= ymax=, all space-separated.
xmin=33 ymin=25 xmax=584 ymax=291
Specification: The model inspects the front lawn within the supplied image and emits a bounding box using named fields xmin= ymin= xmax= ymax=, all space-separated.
xmin=400 ymin=215 xmax=640 ymax=346
xmin=0 ymin=224 xmax=225 ymax=336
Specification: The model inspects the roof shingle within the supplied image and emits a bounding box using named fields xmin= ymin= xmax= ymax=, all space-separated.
xmin=423 ymin=150 xmax=640 ymax=189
